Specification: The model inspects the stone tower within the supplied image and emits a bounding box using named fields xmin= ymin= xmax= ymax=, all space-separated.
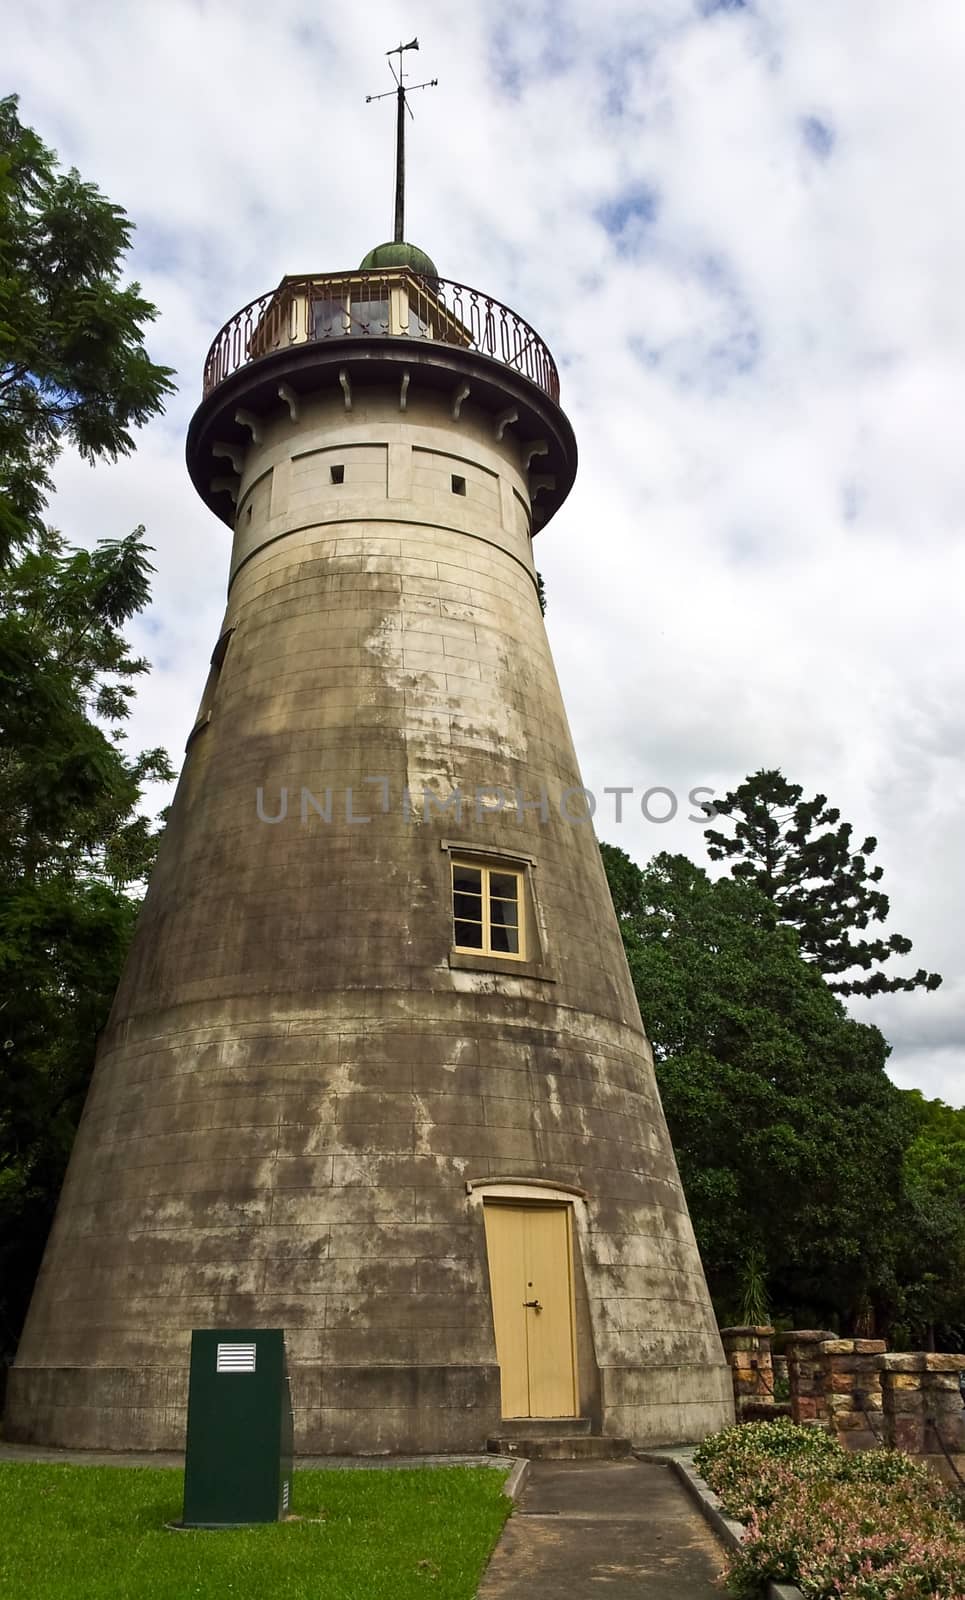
xmin=5 ymin=238 xmax=733 ymax=1453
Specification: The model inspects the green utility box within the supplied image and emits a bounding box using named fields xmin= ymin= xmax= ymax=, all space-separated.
xmin=182 ymin=1329 xmax=294 ymax=1527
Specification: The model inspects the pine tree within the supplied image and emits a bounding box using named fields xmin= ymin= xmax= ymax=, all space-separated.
xmin=703 ymin=769 xmax=941 ymax=997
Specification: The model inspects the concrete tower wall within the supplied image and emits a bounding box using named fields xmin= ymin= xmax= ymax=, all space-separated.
xmin=6 ymin=368 xmax=732 ymax=1452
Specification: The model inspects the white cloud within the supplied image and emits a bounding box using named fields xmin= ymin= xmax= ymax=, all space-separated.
xmin=7 ymin=0 xmax=963 ymax=1104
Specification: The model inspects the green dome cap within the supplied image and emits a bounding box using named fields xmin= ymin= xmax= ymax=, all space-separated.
xmin=359 ymin=240 xmax=439 ymax=278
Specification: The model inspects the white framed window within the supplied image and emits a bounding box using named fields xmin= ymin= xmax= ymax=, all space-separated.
xmin=452 ymin=859 xmax=525 ymax=959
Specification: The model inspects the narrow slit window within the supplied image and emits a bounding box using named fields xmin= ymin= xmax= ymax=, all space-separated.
xmin=330 ymin=464 xmax=345 ymax=485
xmin=451 ymin=474 xmax=466 ymax=496
xmin=452 ymin=861 xmax=524 ymax=959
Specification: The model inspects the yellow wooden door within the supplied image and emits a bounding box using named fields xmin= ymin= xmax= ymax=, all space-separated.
xmin=484 ymin=1203 xmax=577 ymax=1418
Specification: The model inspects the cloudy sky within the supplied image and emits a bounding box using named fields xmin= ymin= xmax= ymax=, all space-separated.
xmin=7 ymin=0 xmax=964 ymax=1103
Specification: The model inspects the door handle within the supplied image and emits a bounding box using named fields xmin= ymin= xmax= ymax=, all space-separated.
xmin=523 ymin=1299 xmax=543 ymax=1313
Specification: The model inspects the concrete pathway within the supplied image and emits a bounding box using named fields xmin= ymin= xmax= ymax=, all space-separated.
xmin=477 ymin=1458 xmax=726 ymax=1599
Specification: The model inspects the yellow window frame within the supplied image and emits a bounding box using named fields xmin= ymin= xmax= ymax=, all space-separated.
xmin=451 ymin=858 xmax=526 ymax=961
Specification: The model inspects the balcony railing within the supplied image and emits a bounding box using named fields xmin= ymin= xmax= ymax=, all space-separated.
xmin=201 ymin=271 xmax=560 ymax=403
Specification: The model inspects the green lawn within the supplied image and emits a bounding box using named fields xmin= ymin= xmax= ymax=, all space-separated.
xmin=0 ymin=1462 xmax=513 ymax=1599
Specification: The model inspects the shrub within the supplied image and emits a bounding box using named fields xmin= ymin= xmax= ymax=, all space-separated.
xmin=694 ymin=1420 xmax=965 ymax=1599
xmin=838 ymin=1449 xmax=936 ymax=1490
xmin=696 ymin=1416 xmax=842 ymax=1477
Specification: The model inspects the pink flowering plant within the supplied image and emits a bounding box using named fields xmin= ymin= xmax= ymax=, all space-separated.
xmin=693 ymin=1418 xmax=965 ymax=1599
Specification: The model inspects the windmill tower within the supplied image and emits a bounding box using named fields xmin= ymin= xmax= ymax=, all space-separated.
xmin=5 ymin=52 xmax=732 ymax=1454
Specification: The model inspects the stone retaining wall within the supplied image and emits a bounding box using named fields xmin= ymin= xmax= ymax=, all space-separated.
xmin=719 ymin=1325 xmax=776 ymax=1417
xmin=881 ymin=1353 xmax=965 ymax=1460
xmin=817 ymin=1338 xmax=887 ymax=1451
xmin=771 ymin=1329 xmax=965 ymax=1474
xmin=782 ymin=1330 xmax=835 ymax=1426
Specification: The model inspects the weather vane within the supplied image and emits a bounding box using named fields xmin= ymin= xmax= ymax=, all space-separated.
xmin=366 ymin=39 xmax=438 ymax=244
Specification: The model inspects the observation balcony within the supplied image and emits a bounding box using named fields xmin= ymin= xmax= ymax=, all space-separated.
xmin=187 ymin=265 xmax=575 ymax=528
xmin=202 ymin=268 xmax=559 ymax=401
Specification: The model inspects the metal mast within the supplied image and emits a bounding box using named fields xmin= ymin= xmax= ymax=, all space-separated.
xmin=366 ymin=38 xmax=438 ymax=243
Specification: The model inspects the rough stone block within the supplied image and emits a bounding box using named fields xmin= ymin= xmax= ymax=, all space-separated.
xmin=891 ymin=1416 xmax=925 ymax=1452
xmin=927 ymin=1411 xmax=965 ymax=1443
xmin=887 ymin=1391 xmax=926 ymax=1413
xmin=819 ymin=1339 xmax=886 ymax=1357
xmin=857 ymin=1394 xmax=884 ymax=1413
xmin=882 ymin=1352 xmax=961 ymax=1374
xmin=794 ymin=1396 xmax=821 ymax=1420
xmin=824 ymin=1355 xmax=884 ymax=1377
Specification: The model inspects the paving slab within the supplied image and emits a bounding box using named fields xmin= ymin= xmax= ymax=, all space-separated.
xmin=477 ymin=1458 xmax=726 ymax=1599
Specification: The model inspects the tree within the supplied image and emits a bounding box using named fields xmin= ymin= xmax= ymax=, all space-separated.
xmin=888 ymin=1092 xmax=965 ymax=1351
xmin=601 ymin=842 xmax=914 ymax=1331
xmin=702 ymin=769 xmax=941 ymax=997
xmin=0 ymin=529 xmax=173 ymax=1361
xmin=0 ymin=98 xmax=174 ymax=1365
xmin=0 ymin=93 xmax=174 ymax=560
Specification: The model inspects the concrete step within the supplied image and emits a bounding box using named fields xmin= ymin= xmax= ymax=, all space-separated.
xmin=487 ymin=1433 xmax=633 ymax=1460
xmin=495 ymin=1418 xmax=592 ymax=1439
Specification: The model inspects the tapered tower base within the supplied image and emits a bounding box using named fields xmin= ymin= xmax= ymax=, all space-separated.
xmin=6 ymin=267 xmax=733 ymax=1453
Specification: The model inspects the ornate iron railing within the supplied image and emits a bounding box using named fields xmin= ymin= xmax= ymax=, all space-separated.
xmin=201 ymin=272 xmax=559 ymax=402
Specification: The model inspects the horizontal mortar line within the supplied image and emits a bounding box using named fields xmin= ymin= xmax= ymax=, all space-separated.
xmin=91 ymin=1054 xmax=659 ymax=1087
xmin=99 ymin=1012 xmax=649 ymax=1044
xmin=80 ymin=1116 xmax=675 ymax=1152
xmin=228 ymin=517 xmax=538 ymax=596
xmin=96 ymin=1037 xmax=655 ymax=1075
xmin=55 ymin=1217 xmax=272 ymax=1232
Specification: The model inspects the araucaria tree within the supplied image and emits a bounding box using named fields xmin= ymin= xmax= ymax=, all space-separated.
xmin=601 ymin=844 xmax=913 ymax=1330
xmin=703 ymin=769 xmax=941 ymax=997
xmin=0 ymin=96 xmax=173 ymax=1365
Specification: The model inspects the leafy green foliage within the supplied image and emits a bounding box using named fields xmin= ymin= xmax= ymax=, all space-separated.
xmin=0 ymin=1463 xmax=512 ymax=1600
xmin=739 ymin=1245 xmax=771 ymax=1328
xmin=695 ymin=1416 xmax=845 ymax=1483
xmin=703 ymin=769 xmax=941 ymax=997
xmin=888 ymin=1093 xmax=965 ymax=1351
xmin=0 ymin=99 xmax=174 ymax=1363
xmin=601 ymin=843 xmax=913 ymax=1329
xmin=0 ymin=528 xmax=170 ymax=880
xmin=0 ymin=528 xmax=173 ymax=1358
xmin=0 ymin=94 xmax=174 ymax=559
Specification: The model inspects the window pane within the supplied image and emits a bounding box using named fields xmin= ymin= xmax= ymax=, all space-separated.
xmin=490 ymin=872 xmax=518 ymax=901
xmin=489 ymin=896 xmax=518 ymax=929
xmin=349 ymin=297 xmax=389 ymax=334
xmin=490 ymin=924 xmax=520 ymax=954
xmin=407 ymin=307 xmax=431 ymax=338
xmin=452 ymin=866 xmax=482 ymax=894
xmin=453 ymin=892 xmax=483 ymax=920
xmin=454 ymin=920 xmax=484 ymax=949
xmin=313 ymin=298 xmax=345 ymax=337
